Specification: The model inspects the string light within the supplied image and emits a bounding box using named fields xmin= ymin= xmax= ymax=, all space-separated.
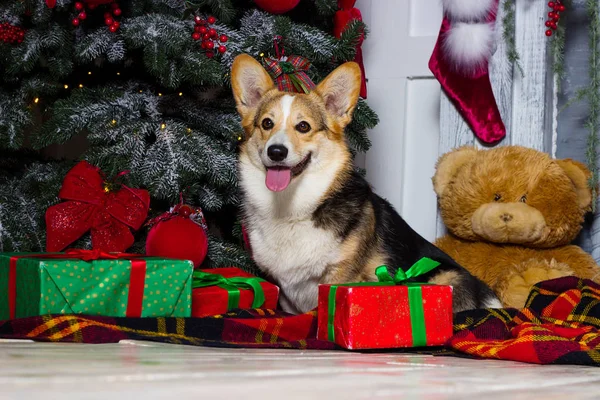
xmin=260 ymin=52 xmax=264 ymax=57
xmin=64 ymin=84 xmax=69 ymax=89
xmin=111 ymin=119 xmax=117 ymax=125
xmin=116 ymin=72 xmax=121 ymax=76
xmin=79 ymin=84 xmax=83 ymax=88
xmin=158 ymin=93 xmax=162 ymax=96
xmin=179 ymin=92 xmax=183 ymax=96
xmin=33 ymin=97 xmax=39 ymax=104
xmin=237 ymin=136 xmax=242 ymax=141
xmin=139 ymin=90 xmax=143 ymax=93
xmin=88 ymin=71 xmax=92 ymax=75
xmin=186 ymin=128 xmax=192 ymax=133
xmin=160 ymin=123 xmax=166 ymax=130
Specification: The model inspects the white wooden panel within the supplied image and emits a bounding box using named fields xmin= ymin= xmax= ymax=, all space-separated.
xmin=409 ymin=0 xmax=444 ymax=37
xmin=510 ymin=0 xmax=551 ymax=151
xmin=401 ymin=79 xmax=441 ymax=242
xmin=364 ymin=77 xmax=407 ymax=212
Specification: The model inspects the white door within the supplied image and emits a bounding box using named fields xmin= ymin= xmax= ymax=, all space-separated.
xmin=357 ymin=0 xmax=443 ymax=242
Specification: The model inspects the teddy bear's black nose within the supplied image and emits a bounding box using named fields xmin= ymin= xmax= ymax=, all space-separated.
xmin=500 ymin=213 xmax=513 ymax=223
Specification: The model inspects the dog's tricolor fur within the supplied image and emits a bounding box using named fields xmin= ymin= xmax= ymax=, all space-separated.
xmin=232 ymin=54 xmax=501 ymax=314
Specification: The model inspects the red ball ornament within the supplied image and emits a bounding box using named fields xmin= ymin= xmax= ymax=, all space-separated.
xmin=178 ymin=205 xmax=193 ymax=217
xmin=105 ymin=17 xmax=114 ymax=26
xmin=546 ymin=29 xmax=553 ymax=36
xmin=72 ymin=18 xmax=80 ymax=26
xmin=146 ymin=216 xmax=209 ymax=268
xmin=75 ymin=2 xmax=85 ymax=10
xmin=192 ymin=32 xmax=201 ymax=40
xmin=78 ymin=11 xmax=87 ymax=20
xmin=218 ymin=45 xmax=226 ymax=54
xmin=113 ymin=8 xmax=122 ymax=16
xmin=253 ymin=0 xmax=300 ymax=14
xmin=207 ymin=16 xmax=216 ymax=24
xmin=219 ymin=34 xmax=228 ymax=43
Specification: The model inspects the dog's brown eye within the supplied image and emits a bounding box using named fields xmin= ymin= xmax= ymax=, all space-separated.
xmin=520 ymin=195 xmax=527 ymax=203
xmin=494 ymin=194 xmax=501 ymax=202
xmin=261 ymin=118 xmax=274 ymax=130
xmin=296 ymin=121 xmax=311 ymax=133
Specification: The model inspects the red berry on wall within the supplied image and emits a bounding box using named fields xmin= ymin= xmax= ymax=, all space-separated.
xmin=219 ymin=34 xmax=228 ymax=43
xmin=194 ymin=25 xmax=202 ymax=33
xmin=206 ymin=41 xmax=214 ymax=49
xmin=546 ymin=29 xmax=553 ymax=36
xmin=202 ymin=33 xmax=210 ymax=40
xmin=558 ymin=4 xmax=565 ymax=11
xmin=113 ymin=21 xmax=120 ymax=29
xmin=194 ymin=15 xmax=202 ymax=24
xmin=548 ymin=1 xmax=555 ymax=7
xmin=111 ymin=2 xmax=119 ymax=9
xmin=75 ymin=2 xmax=84 ymax=10
xmin=192 ymin=32 xmax=201 ymax=40
xmin=105 ymin=17 xmax=114 ymax=26
xmin=206 ymin=51 xmax=214 ymax=58
xmin=78 ymin=11 xmax=87 ymax=20
xmin=550 ymin=21 xmax=557 ymax=29
xmin=72 ymin=18 xmax=80 ymax=26
xmin=109 ymin=24 xmax=118 ymax=33
xmin=218 ymin=45 xmax=226 ymax=54
xmin=199 ymin=26 xmax=208 ymax=34
xmin=545 ymin=20 xmax=552 ymax=27
xmin=104 ymin=12 xmax=112 ymax=19
xmin=207 ymin=16 xmax=216 ymax=24
xmin=548 ymin=11 xmax=555 ymax=19
xmin=113 ymin=8 xmax=122 ymax=16
xmin=208 ymin=28 xmax=217 ymax=38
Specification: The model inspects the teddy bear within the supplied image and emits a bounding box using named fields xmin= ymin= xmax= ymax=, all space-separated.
xmin=432 ymin=145 xmax=600 ymax=309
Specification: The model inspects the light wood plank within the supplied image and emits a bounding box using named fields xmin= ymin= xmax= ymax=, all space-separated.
xmin=510 ymin=0 xmax=553 ymax=151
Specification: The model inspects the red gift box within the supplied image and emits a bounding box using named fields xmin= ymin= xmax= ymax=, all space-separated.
xmin=317 ymin=260 xmax=453 ymax=350
xmin=192 ymin=267 xmax=279 ymax=317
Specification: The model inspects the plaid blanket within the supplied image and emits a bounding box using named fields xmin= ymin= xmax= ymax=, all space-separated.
xmin=1 ymin=277 xmax=599 ymax=366
xmin=449 ymin=277 xmax=600 ymax=366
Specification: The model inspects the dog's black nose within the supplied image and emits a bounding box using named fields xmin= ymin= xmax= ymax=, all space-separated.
xmin=267 ymin=145 xmax=288 ymax=162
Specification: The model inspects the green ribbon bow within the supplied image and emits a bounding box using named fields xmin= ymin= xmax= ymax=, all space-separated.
xmin=327 ymin=257 xmax=441 ymax=347
xmin=192 ymin=270 xmax=266 ymax=310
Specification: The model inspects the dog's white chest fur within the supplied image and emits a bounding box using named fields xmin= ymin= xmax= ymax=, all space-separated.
xmin=248 ymin=218 xmax=340 ymax=313
xmin=239 ymin=153 xmax=344 ymax=314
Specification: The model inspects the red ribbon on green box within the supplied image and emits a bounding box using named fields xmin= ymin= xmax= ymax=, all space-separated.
xmin=192 ymin=270 xmax=266 ymax=310
xmin=7 ymin=249 xmax=148 ymax=319
xmin=327 ymin=257 xmax=441 ymax=347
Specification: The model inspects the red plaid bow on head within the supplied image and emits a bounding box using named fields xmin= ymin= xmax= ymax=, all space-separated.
xmin=263 ymin=55 xmax=316 ymax=94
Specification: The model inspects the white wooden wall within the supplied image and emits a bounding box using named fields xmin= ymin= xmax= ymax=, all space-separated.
xmin=357 ymin=0 xmax=556 ymax=241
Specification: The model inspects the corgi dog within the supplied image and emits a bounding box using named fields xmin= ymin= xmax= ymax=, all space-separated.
xmin=231 ymin=54 xmax=501 ymax=314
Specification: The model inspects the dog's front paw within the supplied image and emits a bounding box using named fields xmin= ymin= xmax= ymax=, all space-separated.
xmin=497 ymin=259 xmax=574 ymax=309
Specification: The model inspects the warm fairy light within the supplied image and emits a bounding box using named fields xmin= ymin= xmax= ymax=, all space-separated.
xmin=186 ymin=128 xmax=192 ymax=133
xmin=64 ymin=84 xmax=69 ymax=89
xmin=79 ymin=84 xmax=83 ymax=88
xmin=260 ymin=52 xmax=264 ymax=57
xmin=237 ymin=136 xmax=242 ymax=141
xmin=139 ymin=90 xmax=143 ymax=93
xmin=116 ymin=72 xmax=121 ymax=76
xmin=111 ymin=119 xmax=117 ymax=125
xmin=158 ymin=93 xmax=163 ymax=96
xmin=179 ymin=92 xmax=183 ymax=96
xmin=34 ymin=97 xmax=39 ymax=104
xmin=88 ymin=71 xmax=92 ymax=75
xmin=160 ymin=123 xmax=166 ymax=130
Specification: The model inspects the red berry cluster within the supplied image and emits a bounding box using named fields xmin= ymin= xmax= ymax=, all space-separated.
xmin=0 ymin=22 xmax=25 ymax=44
xmin=192 ymin=15 xmax=227 ymax=58
xmin=72 ymin=1 xmax=122 ymax=33
xmin=545 ymin=1 xmax=566 ymax=37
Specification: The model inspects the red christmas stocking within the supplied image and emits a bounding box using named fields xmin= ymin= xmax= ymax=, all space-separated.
xmin=429 ymin=0 xmax=505 ymax=144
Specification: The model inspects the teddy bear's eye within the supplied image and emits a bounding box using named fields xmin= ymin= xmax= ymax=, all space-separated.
xmin=520 ymin=195 xmax=527 ymax=203
xmin=494 ymin=194 xmax=501 ymax=202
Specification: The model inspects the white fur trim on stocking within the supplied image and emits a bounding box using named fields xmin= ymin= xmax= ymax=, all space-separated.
xmin=442 ymin=0 xmax=495 ymax=22
xmin=443 ymin=22 xmax=495 ymax=75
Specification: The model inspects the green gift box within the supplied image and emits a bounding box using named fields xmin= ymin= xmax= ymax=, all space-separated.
xmin=0 ymin=251 xmax=193 ymax=320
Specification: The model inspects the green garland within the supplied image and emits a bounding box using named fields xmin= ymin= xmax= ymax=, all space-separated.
xmin=585 ymin=0 xmax=600 ymax=211
xmin=502 ymin=0 xmax=523 ymax=76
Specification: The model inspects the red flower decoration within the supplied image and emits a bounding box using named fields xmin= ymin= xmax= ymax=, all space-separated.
xmin=45 ymin=161 xmax=150 ymax=252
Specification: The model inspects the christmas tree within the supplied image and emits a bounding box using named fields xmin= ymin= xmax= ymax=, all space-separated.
xmin=0 ymin=0 xmax=378 ymax=270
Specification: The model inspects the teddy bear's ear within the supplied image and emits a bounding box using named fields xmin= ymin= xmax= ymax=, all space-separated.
xmin=555 ymin=159 xmax=593 ymax=211
xmin=432 ymin=146 xmax=478 ymax=196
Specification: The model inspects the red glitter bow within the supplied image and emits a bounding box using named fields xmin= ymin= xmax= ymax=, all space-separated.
xmin=45 ymin=161 xmax=150 ymax=253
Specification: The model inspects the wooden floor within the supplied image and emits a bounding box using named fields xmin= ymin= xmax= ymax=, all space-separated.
xmin=1 ymin=339 xmax=599 ymax=399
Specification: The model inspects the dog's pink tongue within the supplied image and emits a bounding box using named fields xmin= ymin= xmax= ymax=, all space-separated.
xmin=266 ymin=168 xmax=292 ymax=192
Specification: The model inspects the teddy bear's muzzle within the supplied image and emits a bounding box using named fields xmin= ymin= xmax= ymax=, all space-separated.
xmin=471 ymin=202 xmax=549 ymax=244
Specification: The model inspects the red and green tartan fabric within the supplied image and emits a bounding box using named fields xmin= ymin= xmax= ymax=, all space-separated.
xmin=263 ymin=55 xmax=316 ymax=93
xmin=2 ymin=277 xmax=600 ymax=366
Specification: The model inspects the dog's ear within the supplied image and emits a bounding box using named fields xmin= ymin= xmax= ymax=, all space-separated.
xmin=231 ymin=54 xmax=275 ymax=119
xmin=432 ymin=146 xmax=478 ymax=196
xmin=315 ymin=62 xmax=361 ymax=128
xmin=555 ymin=158 xmax=593 ymax=211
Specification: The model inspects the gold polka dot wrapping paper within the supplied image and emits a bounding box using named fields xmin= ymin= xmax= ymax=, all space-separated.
xmin=0 ymin=252 xmax=193 ymax=319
